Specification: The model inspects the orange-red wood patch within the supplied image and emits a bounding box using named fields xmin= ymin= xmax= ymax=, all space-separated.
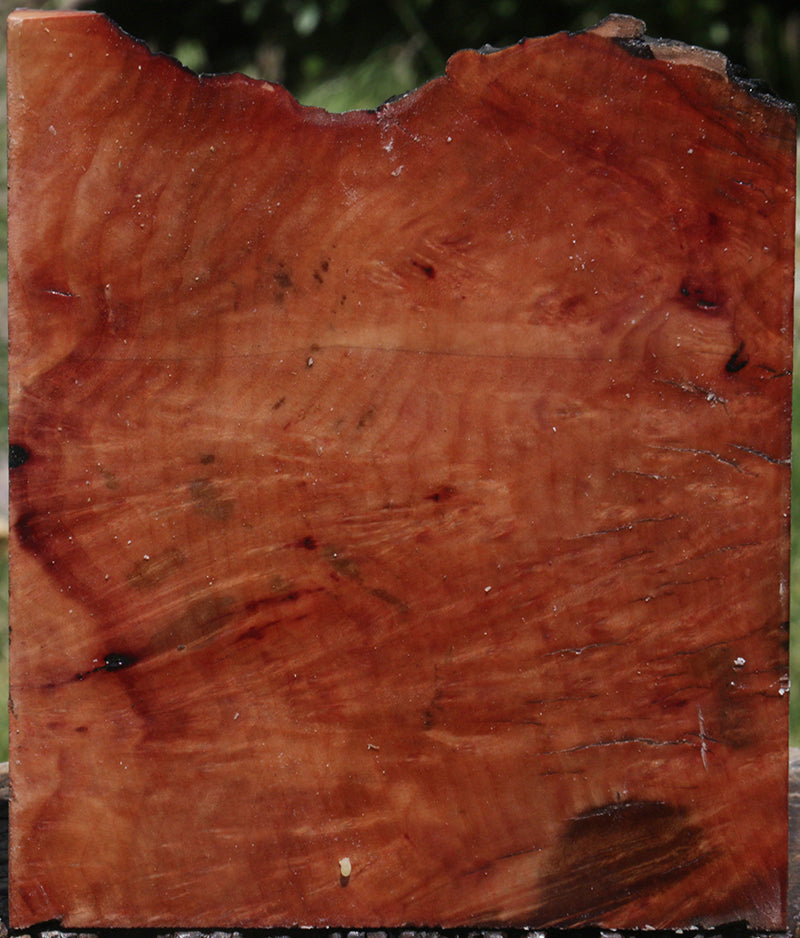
xmin=7 ymin=10 xmax=795 ymax=929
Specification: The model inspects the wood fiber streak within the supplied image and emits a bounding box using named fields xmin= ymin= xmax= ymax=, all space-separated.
xmin=7 ymin=10 xmax=795 ymax=931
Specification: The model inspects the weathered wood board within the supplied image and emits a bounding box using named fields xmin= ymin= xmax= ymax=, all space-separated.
xmin=7 ymin=10 xmax=795 ymax=931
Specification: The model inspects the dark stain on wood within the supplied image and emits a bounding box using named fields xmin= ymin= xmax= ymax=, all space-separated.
xmin=148 ymin=594 xmax=236 ymax=654
xmin=613 ymin=36 xmax=656 ymax=59
xmin=356 ymin=407 xmax=375 ymax=430
xmin=536 ymin=800 xmax=705 ymax=926
xmin=8 ymin=444 xmax=30 ymax=469
xmin=273 ymin=266 xmax=293 ymax=290
xmin=14 ymin=511 xmax=43 ymax=554
xmin=412 ymin=259 xmax=436 ymax=279
xmin=323 ymin=545 xmax=362 ymax=581
xmin=103 ymin=652 xmax=136 ymax=672
xmin=426 ymin=485 xmax=457 ymax=503
xmin=689 ymin=644 xmax=758 ymax=749
xmin=367 ymin=586 xmax=409 ymax=613
xmin=725 ymin=341 xmax=749 ymax=373
xmin=188 ymin=478 xmax=234 ymax=521
xmin=678 ymin=278 xmax=725 ymax=313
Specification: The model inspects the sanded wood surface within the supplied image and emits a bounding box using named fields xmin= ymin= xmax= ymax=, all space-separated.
xmin=3 ymin=752 xmax=800 ymax=937
xmin=7 ymin=10 xmax=796 ymax=931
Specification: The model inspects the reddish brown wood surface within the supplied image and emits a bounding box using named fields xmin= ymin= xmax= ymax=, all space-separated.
xmin=7 ymin=10 xmax=796 ymax=931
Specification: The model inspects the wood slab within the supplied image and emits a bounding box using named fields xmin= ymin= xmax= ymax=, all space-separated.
xmin=7 ymin=10 xmax=796 ymax=931
xmin=5 ymin=751 xmax=800 ymax=938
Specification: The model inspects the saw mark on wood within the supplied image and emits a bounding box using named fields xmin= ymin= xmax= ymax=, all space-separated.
xmin=573 ymin=514 xmax=681 ymax=539
xmin=656 ymin=378 xmax=728 ymax=406
xmin=728 ymin=443 xmax=789 ymax=465
xmin=541 ymin=736 xmax=699 ymax=757
xmin=544 ymin=641 xmax=623 ymax=658
xmin=656 ymin=445 xmax=742 ymax=471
